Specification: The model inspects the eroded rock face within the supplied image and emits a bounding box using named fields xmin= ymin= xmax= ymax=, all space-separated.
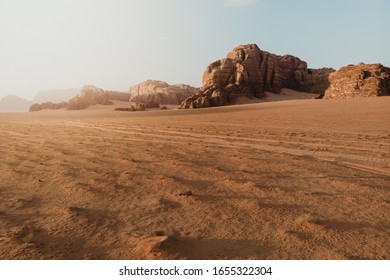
xmin=295 ymin=68 xmax=335 ymax=95
xmin=324 ymin=64 xmax=390 ymax=99
xmin=181 ymin=44 xmax=334 ymax=108
xmin=129 ymin=80 xmax=198 ymax=105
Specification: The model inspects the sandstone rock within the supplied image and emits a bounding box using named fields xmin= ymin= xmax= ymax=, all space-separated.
xmin=29 ymin=101 xmax=68 ymax=112
xmin=324 ymin=64 xmax=390 ymax=99
xmin=295 ymin=68 xmax=335 ymax=95
xmin=33 ymin=88 xmax=80 ymax=103
xmin=30 ymin=85 xmax=129 ymax=111
xmin=180 ymin=44 xmax=334 ymax=108
xmin=134 ymin=103 xmax=146 ymax=111
xmin=67 ymin=85 xmax=129 ymax=110
xmin=130 ymin=80 xmax=198 ymax=105
xmin=144 ymin=101 xmax=160 ymax=108
xmin=29 ymin=103 xmax=41 ymax=112
xmin=115 ymin=106 xmax=136 ymax=112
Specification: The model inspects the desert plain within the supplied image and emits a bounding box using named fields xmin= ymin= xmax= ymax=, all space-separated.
xmin=0 ymin=96 xmax=389 ymax=260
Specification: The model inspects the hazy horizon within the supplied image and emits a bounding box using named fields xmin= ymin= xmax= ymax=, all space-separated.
xmin=1 ymin=0 xmax=389 ymax=100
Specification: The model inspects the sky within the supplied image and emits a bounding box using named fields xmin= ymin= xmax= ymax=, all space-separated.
xmin=0 ymin=0 xmax=389 ymax=100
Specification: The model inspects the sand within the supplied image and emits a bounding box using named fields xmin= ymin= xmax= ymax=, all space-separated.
xmin=0 ymin=97 xmax=389 ymax=260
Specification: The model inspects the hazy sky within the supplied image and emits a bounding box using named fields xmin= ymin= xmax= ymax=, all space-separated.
xmin=1 ymin=0 xmax=389 ymax=100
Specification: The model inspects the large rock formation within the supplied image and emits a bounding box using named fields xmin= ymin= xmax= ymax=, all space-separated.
xmin=324 ymin=63 xmax=390 ymax=99
xmin=0 ymin=95 xmax=32 ymax=112
xmin=30 ymin=85 xmax=130 ymax=111
xmin=67 ymin=85 xmax=129 ymax=110
xmin=33 ymin=88 xmax=80 ymax=103
xmin=130 ymin=80 xmax=198 ymax=106
xmin=180 ymin=44 xmax=334 ymax=108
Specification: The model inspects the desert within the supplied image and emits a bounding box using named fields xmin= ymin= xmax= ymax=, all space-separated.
xmin=1 ymin=0 xmax=389 ymax=264
xmin=0 ymin=96 xmax=389 ymax=259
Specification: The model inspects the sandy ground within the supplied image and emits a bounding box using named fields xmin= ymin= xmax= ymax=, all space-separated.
xmin=0 ymin=96 xmax=389 ymax=260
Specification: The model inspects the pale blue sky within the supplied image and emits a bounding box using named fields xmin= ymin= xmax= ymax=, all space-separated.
xmin=0 ymin=0 xmax=389 ymax=99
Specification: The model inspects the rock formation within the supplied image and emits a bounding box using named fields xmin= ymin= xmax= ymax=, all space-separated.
xmin=67 ymin=85 xmax=129 ymax=110
xmin=180 ymin=44 xmax=334 ymax=108
xmin=33 ymin=88 xmax=80 ymax=103
xmin=0 ymin=95 xmax=32 ymax=112
xmin=30 ymin=85 xmax=130 ymax=111
xmin=324 ymin=63 xmax=390 ymax=99
xmin=130 ymin=80 xmax=198 ymax=106
xmin=297 ymin=68 xmax=336 ymax=96
xmin=29 ymin=101 xmax=68 ymax=112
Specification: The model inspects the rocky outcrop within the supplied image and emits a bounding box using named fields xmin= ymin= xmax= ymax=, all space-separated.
xmin=0 ymin=95 xmax=32 ymax=112
xmin=130 ymin=80 xmax=198 ymax=106
xmin=180 ymin=44 xmax=334 ymax=108
xmin=29 ymin=101 xmax=68 ymax=112
xmin=67 ymin=85 xmax=129 ymax=110
xmin=30 ymin=85 xmax=130 ymax=111
xmin=324 ymin=64 xmax=390 ymax=99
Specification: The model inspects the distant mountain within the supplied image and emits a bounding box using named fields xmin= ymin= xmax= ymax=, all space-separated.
xmin=33 ymin=88 xmax=80 ymax=103
xmin=0 ymin=95 xmax=32 ymax=112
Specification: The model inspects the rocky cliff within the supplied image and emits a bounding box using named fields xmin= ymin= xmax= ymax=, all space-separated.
xmin=130 ymin=80 xmax=198 ymax=106
xmin=180 ymin=44 xmax=334 ymax=109
xmin=324 ymin=63 xmax=390 ymax=99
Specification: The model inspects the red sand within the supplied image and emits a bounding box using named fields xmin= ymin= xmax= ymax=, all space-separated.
xmin=0 ymin=97 xmax=389 ymax=259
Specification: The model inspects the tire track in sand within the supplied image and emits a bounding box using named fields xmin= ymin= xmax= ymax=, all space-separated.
xmin=62 ymin=121 xmax=390 ymax=177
